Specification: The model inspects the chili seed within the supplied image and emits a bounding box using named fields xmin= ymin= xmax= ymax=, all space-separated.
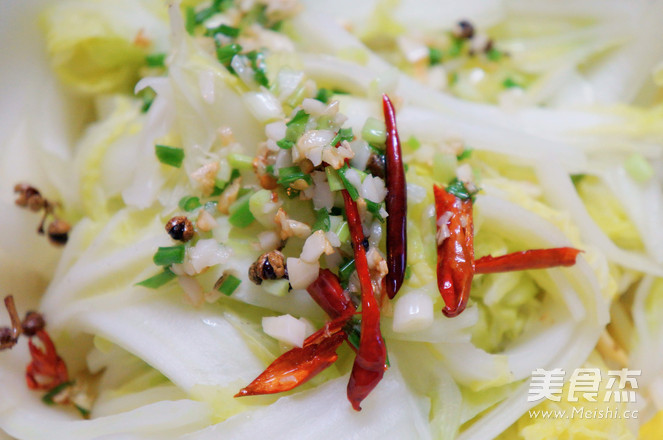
xmin=248 ymin=250 xmax=287 ymax=285
xmin=22 ymin=312 xmax=45 ymax=337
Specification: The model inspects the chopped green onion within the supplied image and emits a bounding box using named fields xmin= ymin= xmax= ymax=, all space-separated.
xmin=448 ymin=37 xmax=464 ymax=57
xmin=405 ymin=136 xmax=420 ymax=151
xmin=185 ymin=7 xmax=196 ymax=35
xmin=194 ymin=7 xmax=216 ymax=24
xmin=42 ymin=381 xmax=74 ymax=405
xmin=334 ymin=221 xmax=349 ymax=243
xmin=344 ymin=318 xmax=361 ymax=349
xmin=362 ymin=117 xmax=387 ymax=145
xmin=312 ymin=208 xmax=331 ymax=232
xmin=428 ymin=47 xmax=443 ymax=65
xmin=404 ymin=265 xmax=413 ymax=280
xmin=338 ymin=165 xmax=360 ymax=200
xmin=217 ymin=274 xmax=241 ymax=296
xmin=276 ymin=139 xmax=294 ymax=150
xmin=486 ymin=48 xmax=503 ymax=62
xmin=136 ymin=267 xmax=177 ymax=289
xmin=625 ymin=153 xmax=654 ymax=183
xmin=145 ymin=53 xmax=166 ymax=68
xmin=570 ymin=174 xmax=586 ymax=185
xmin=155 ymin=145 xmax=184 ymax=168
xmin=502 ymin=77 xmax=520 ymax=89
xmin=228 ymin=153 xmax=254 ymax=170
xmin=247 ymin=50 xmax=269 ymax=87
xmin=74 ymin=405 xmax=91 ymax=418
xmin=284 ymin=109 xmax=309 ymax=142
xmin=206 ymin=24 xmax=240 ymax=38
xmin=315 ymin=88 xmax=332 ymax=103
xmin=153 ymin=246 xmax=186 ymax=266
xmin=277 ymin=166 xmax=312 ymax=187
xmin=456 ymin=148 xmax=473 ymax=161
xmin=228 ymin=193 xmax=255 ymax=227
xmin=138 ymin=87 xmax=156 ymax=113
xmin=339 ymin=258 xmax=356 ymax=281
xmin=325 ymin=166 xmax=344 ymax=191
xmin=446 ymin=177 xmax=478 ymax=201
xmin=216 ymin=43 xmax=242 ymax=65
xmin=365 ymin=199 xmax=384 ymax=221
xmin=178 ymin=196 xmax=202 ymax=211
xmin=330 ymin=127 xmax=354 ymax=146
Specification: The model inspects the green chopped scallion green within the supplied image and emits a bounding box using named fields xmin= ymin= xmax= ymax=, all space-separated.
xmin=330 ymin=127 xmax=354 ymax=146
xmin=456 ymin=148 xmax=473 ymax=161
xmin=216 ymin=43 xmax=242 ymax=65
xmin=502 ymin=77 xmax=520 ymax=89
xmin=448 ymin=37 xmax=464 ymax=57
xmin=312 ymin=208 xmax=331 ymax=232
xmin=42 ymin=381 xmax=74 ymax=405
xmin=325 ymin=167 xmax=344 ymax=191
xmin=404 ymin=265 xmax=413 ymax=280
xmin=136 ymin=267 xmax=177 ymax=289
xmin=339 ymin=258 xmax=356 ymax=281
xmin=217 ymin=274 xmax=241 ymax=296
xmin=185 ymin=7 xmax=196 ymax=35
xmin=405 ymin=136 xmax=420 ymax=151
xmin=315 ymin=88 xmax=332 ymax=103
xmin=429 ymin=47 xmax=443 ymax=65
xmin=365 ymin=199 xmax=384 ymax=221
xmin=145 ymin=53 xmax=166 ymax=68
xmin=206 ymin=24 xmax=240 ymax=38
xmin=228 ymin=193 xmax=255 ymax=227
xmin=228 ymin=153 xmax=254 ymax=170
xmin=570 ymin=174 xmax=586 ymax=185
xmin=277 ymin=166 xmax=312 ymax=187
xmin=155 ymin=145 xmax=184 ymax=168
xmin=486 ymin=48 xmax=503 ymax=62
xmin=361 ymin=117 xmax=387 ymax=145
xmin=338 ymin=166 xmax=360 ymax=200
xmin=153 ymin=246 xmax=186 ymax=266
xmin=178 ymin=196 xmax=202 ymax=211
xmin=446 ymin=177 xmax=478 ymax=201
xmin=194 ymin=7 xmax=216 ymax=24
xmin=276 ymin=139 xmax=294 ymax=150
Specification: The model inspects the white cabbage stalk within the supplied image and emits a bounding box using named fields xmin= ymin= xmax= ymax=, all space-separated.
xmin=392 ymin=292 xmax=435 ymax=333
xmin=262 ymin=314 xmax=309 ymax=347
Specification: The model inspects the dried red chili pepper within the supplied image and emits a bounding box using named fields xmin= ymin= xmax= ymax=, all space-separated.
xmin=475 ymin=247 xmax=581 ymax=274
xmin=235 ymin=319 xmax=348 ymax=397
xmin=382 ymin=94 xmax=407 ymax=300
xmin=433 ymin=185 xmax=474 ymax=318
xmin=26 ymin=329 xmax=69 ymax=391
xmin=342 ymin=190 xmax=387 ymax=411
xmin=307 ymin=269 xmax=355 ymax=319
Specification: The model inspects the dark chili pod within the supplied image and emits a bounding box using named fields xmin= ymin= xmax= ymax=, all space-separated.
xmin=475 ymin=247 xmax=581 ymax=274
xmin=382 ymin=94 xmax=407 ymax=300
xmin=306 ymin=269 xmax=355 ymax=319
xmin=342 ymin=190 xmax=387 ymax=411
xmin=433 ymin=185 xmax=474 ymax=317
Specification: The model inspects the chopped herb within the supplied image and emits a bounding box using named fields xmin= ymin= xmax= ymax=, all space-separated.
xmin=344 ymin=318 xmax=361 ymax=349
xmin=502 ymin=77 xmax=520 ymax=89
xmin=206 ymin=24 xmax=240 ymax=38
xmin=570 ymin=174 xmax=586 ymax=185
xmin=338 ymin=165 xmax=360 ymax=200
xmin=339 ymin=258 xmax=356 ymax=281
xmin=404 ymin=265 xmax=413 ymax=280
xmin=247 ymin=50 xmax=269 ymax=87
xmin=448 ymin=37 xmax=464 ymax=57
xmin=211 ymin=169 xmax=240 ymax=196
xmin=155 ymin=145 xmax=184 ymax=168
xmin=325 ymin=167 xmax=344 ymax=191
xmin=315 ymin=88 xmax=332 ymax=103
xmin=285 ymin=188 xmax=300 ymax=199
xmin=228 ymin=153 xmax=254 ymax=170
xmin=228 ymin=193 xmax=255 ymax=227
xmin=265 ymin=164 xmax=275 ymax=175
xmin=334 ymin=221 xmax=349 ymax=242
xmin=217 ymin=274 xmax=241 ymax=296
xmin=136 ymin=267 xmax=177 ymax=289
xmin=332 ymin=88 xmax=349 ymax=95
xmin=153 ymin=246 xmax=186 ymax=266
xmin=277 ymin=166 xmax=312 ymax=187
xmin=138 ymin=87 xmax=156 ymax=113
xmin=145 ymin=53 xmax=166 ymax=68
xmin=429 ymin=47 xmax=443 ymax=65
xmin=405 ymin=136 xmax=420 ymax=151
xmin=486 ymin=48 xmax=503 ymax=61
xmin=330 ymin=127 xmax=354 ymax=146
xmin=364 ymin=199 xmax=384 ymax=221
xmin=74 ymin=405 xmax=91 ymax=418
xmin=216 ymin=43 xmax=242 ymax=65
xmin=194 ymin=6 xmax=216 ymax=24
xmin=185 ymin=7 xmax=196 ymax=35
xmin=42 ymin=381 xmax=74 ymax=405
xmin=284 ymin=109 xmax=309 ymax=142
xmin=178 ymin=196 xmax=202 ymax=211
xmin=312 ymin=209 xmax=331 ymax=232
xmin=276 ymin=139 xmax=294 ymax=150
xmin=446 ymin=177 xmax=478 ymax=201
xmin=456 ymin=148 xmax=473 ymax=161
